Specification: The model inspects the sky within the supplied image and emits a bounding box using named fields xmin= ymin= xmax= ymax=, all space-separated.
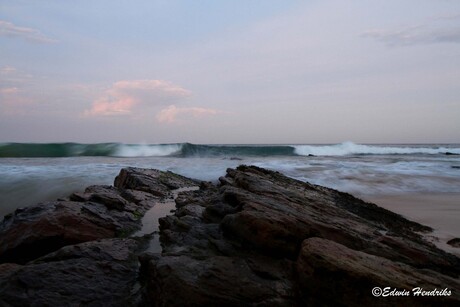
xmin=0 ymin=0 xmax=459 ymax=144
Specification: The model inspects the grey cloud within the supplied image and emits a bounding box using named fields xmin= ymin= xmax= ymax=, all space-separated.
xmin=0 ymin=20 xmax=57 ymax=43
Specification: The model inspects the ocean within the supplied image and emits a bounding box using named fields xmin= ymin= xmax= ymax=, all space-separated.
xmin=1 ymin=142 xmax=460 ymax=218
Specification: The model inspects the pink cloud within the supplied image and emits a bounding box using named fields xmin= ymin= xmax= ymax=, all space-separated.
xmin=157 ymin=105 xmax=219 ymax=123
xmin=84 ymin=80 xmax=191 ymax=116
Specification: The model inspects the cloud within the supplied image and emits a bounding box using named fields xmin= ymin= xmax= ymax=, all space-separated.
xmin=85 ymin=80 xmax=191 ymax=116
xmin=0 ymin=20 xmax=57 ymax=43
xmin=0 ymin=87 xmax=19 ymax=94
xmin=0 ymin=66 xmax=33 ymax=84
xmin=363 ymin=27 xmax=460 ymax=46
xmin=0 ymin=67 xmax=26 ymax=113
xmin=0 ymin=66 xmax=17 ymax=75
xmin=0 ymin=86 xmax=32 ymax=115
xmin=0 ymin=67 xmax=34 ymax=111
xmin=156 ymin=105 xmax=219 ymax=123
xmin=363 ymin=14 xmax=460 ymax=46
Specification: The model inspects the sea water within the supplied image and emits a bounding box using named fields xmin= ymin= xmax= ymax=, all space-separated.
xmin=1 ymin=142 xmax=459 ymax=217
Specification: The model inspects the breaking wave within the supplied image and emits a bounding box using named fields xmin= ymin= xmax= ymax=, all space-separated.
xmin=0 ymin=142 xmax=459 ymax=158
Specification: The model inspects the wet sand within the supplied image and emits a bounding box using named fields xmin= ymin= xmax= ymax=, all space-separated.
xmin=366 ymin=193 xmax=460 ymax=256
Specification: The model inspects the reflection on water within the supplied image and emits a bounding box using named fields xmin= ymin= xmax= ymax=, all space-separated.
xmin=132 ymin=186 xmax=199 ymax=253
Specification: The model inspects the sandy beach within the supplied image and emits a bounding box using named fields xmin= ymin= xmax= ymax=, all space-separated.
xmin=367 ymin=193 xmax=460 ymax=256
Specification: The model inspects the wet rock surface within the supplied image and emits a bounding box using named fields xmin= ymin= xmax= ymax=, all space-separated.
xmin=0 ymin=165 xmax=459 ymax=306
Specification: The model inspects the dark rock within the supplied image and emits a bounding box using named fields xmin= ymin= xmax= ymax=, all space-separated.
xmin=141 ymin=254 xmax=296 ymax=306
xmin=445 ymin=152 xmax=459 ymax=155
xmin=0 ymin=201 xmax=119 ymax=264
xmin=70 ymin=185 xmax=132 ymax=211
xmin=447 ymin=238 xmax=460 ymax=248
xmin=140 ymin=165 xmax=460 ymax=306
xmin=0 ymin=167 xmax=199 ymax=306
xmin=452 ymin=166 xmax=460 ymax=169
xmin=114 ymin=167 xmax=200 ymax=197
xmin=0 ymin=238 xmax=141 ymax=306
xmin=0 ymin=168 xmax=196 ymax=265
xmin=297 ymin=237 xmax=460 ymax=306
xmin=229 ymin=157 xmax=243 ymax=160
xmin=218 ymin=166 xmax=454 ymax=274
xmin=1 ymin=165 xmax=459 ymax=306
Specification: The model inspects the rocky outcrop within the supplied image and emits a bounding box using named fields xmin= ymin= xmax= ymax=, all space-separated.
xmin=141 ymin=165 xmax=460 ymax=306
xmin=0 ymin=165 xmax=458 ymax=306
xmin=0 ymin=167 xmax=198 ymax=306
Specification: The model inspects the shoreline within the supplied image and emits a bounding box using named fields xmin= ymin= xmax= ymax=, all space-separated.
xmin=366 ymin=193 xmax=460 ymax=256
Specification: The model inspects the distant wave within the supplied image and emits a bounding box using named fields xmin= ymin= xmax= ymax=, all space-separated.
xmin=0 ymin=142 xmax=459 ymax=158
xmin=0 ymin=143 xmax=182 ymax=158
xmin=179 ymin=143 xmax=295 ymax=157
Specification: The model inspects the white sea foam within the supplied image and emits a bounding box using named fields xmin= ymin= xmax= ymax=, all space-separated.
xmin=114 ymin=144 xmax=182 ymax=157
xmin=293 ymin=142 xmax=460 ymax=156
